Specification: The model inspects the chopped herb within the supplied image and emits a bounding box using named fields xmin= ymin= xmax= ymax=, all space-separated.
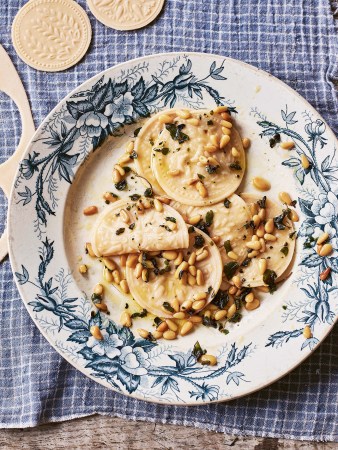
xmin=224 ymin=198 xmax=231 ymax=208
xmin=235 ymin=287 xmax=252 ymax=306
xmin=269 ymin=134 xmax=281 ymax=148
xmin=158 ymin=265 xmax=171 ymax=275
xmin=263 ymin=269 xmax=277 ymax=293
xmin=154 ymin=317 xmax=163 ymax=327
xmin=194 ymin=220 xmax=210 ymax=236
xmin=144 ymin=187 xmax=153 ymax=197
xmin=165 ymin=217 xmax=176 ymax=223
xmin=188 ymin=226 xmax=195 ymax=233
xmin=153 ymin=147 xmax=170 ymax=155
xmin=212 ymin=290 xmax=229 ymax=309
xmin=130 ymin=309 xmax=148 ymax=319
xmin=125 ymin=303 xmax=129 ymax=309
xmin=130 ymin=194 xmax=141 ymax=201
xmin=129 ymin=223 xmax=135 ymax=230
xmin=290 ymin=200 xmax=297 ymax=207
xmin=206 ymin=164 xmax=219 ymax=174
xmin=257 ymin=196 xmax=267 ymax=209
xmin=289 ymin=231 xmax=297 ymax=240
xmin=134 ymin=127 xmax=142 ymax=137
xmin=282 ymin=305 xmax=287 ymax=310
xmin=165 ymin=123 xmax=190 ymax=144
xmin=116 ymin=228 xmax=125 ymax=235
xmin=149 ymin=138 xmax=154 ymax=146
xmin=192 ymin=341 xmax=206 ymax=360
xmin=202 ymin=316 xmax=218 ymax=328
xmin=162 ymin=302 xmax=175 ymax=313
xmin=160 ymin=224 xmax=172 ymax=232
xmin=273 ymin=208 xmax=291 ymax=230
xmin=145 ymin=332 xmax=157 ymax=342
xmin=228 ymin=312 xmax=242 ymax=323
xmin=224 ymin=240 xmax=232 ymax=253
xmin=130 ymin=151 xmax=138 ymax=159
xmin=303 ymin=236 xmax=315 ymax=249
xmin=224 ymin=261 xmax=239 ymax=280
xmin=220 ymin=328 xmax=229 ymax=335
xmin=229 ymin=162 xmax=242 ymax=170
xmin=207 ymin=120 xmax=214 ymax=125
xmin=193 ymin=235 xmax=205 ymax=249
xmin=197 ymin=173 xmax=205 ymax=180
xmin=207 ymin=286 xmax=212 ymax=294
xmin=123 ymin=166 xmax=132 ymax=173
xmin=115 ymin=180 xmax=127 ymax=191
xmin=241 ymin=257 xmax=251 ymax=267
xmin=281 ymin=245 xmax=289 ymax=256
xmin=244 ymin=220 xmax=255 ymax=230
xmin=205 ymin=210 xmax=214 ymax=227
xmin=91 ymin=293 xmax=102 ymax=303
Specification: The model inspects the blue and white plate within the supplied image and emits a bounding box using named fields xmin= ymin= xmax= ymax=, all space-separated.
xmin=9 ymin=53 xmax=338 ymax=404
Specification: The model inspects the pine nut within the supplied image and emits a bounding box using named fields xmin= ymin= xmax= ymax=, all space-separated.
xmin=141 ymin=269 xmax=149 ymax=282
xmin=242 ymin=137 xmax=251 ymax=149
xmin=134 ymin=263 xmax=143 ymax=278
xmin=102 ymin=257 xmax=116 ymax=271
xmin=319 ymin=243 xmax=333 ymax=257
xmin=90 ymin=325 xmax=103 ymax=340
xmin=137 ymin=329 xmax=149 ymax=339
xmin=196 ymin=181 xmax=208 ymax=198
xmin=83 ymin=205 xmax=98 ymax=216
xmin=181 ymin=321 xmax=194 ymax=336
xmin=162 ymin=250 xmax=178 ymax=261
xmin=231 ymin=147 xmax=240 ymax=157
xmin=94 ymin=283 xmax=104 ymax=296
xmin=221 ymin=127 xmax=232 ymax=136
xmin=228 ymin=251 xmax=239 ymax=260
xmin=210 ymin=134 xmax=220 ymax=147
xmin=159 ymin=114 xmax=173 ymax=124
xmin=245 ymin=298 xmax=260 ymax=310
xmin=126 ymin=141 xmax=134 ymax=153
xmin=256 ymin=223 xmax=265 ymax=238
xmin=112 ymin=270 xmax=121 ymax=284
xmin=173 ymin=312 xmax=186 ymax=319
xmin=232 ymin=276 xmax=241 ymax=288
xmin=127 ymin=254 xmax=138 ymax=268
xmin=181 ymin=299 xmax=193 ymax=311
xmin=79 ymin=264 xmax=87 ymax=274
xmin=188 ymin=252 xmax=196 ymax=266
xmin=171 ymin=299 xmax=180 ymax=313
xmin=252 ymin=235 xmax=259 ymax=242
xmin=176 ymin=109 xmax=191 ymax=119
xmin=258 ymin=259 xmax=267 ymax=275
xmin=214 ymin=310 xmax=228 ymax=320
xmin=142 ymin=198 xmax=151 ymax=209
xmin=290 ymin=210 xmax=299 ymax=222
xmin=220 ymin=134 xmax=231 ymax=148
xmin=255 ymin=286 xmax=270 ymax=293
xmin=265 ymin=219 xmax=275 ymax=234
xmin=303 ymin=325 xmax=312 ymax=339
xmin=212 ymin=235 xmax=221 ymax=244
xmin=152 ymin=331 xmax=163 ymax=339
xmin=189 ymin=315 xmax=203 ymax=323
xmin=204 ymin=310 xmax=211 ymax=319
xmin=317 ymin=232 xmax=329 ymax=245
xmin=113 ymin=169 xmax=122 ymax=183
xmin=207 ymin=304 xmax=219 ymax=311
xmin=229 ymin=286 xmax=237 ymax=295
xmin=248 ymin=250 xmax=259 ymax=258
xmin=188 ymin=274 xmax=197 ymax=286
xmin=227 ymin=304 xmax=237 ymax=318
xmin=220 ymin=120 xmax=232 ymax=129
xmin=252 ymin=177 xmax=271 ymax=191
xmin=187 ymin=118 xmax=199 ymax=126
xmin=214 ymin=105 xmax=228 ymax=113
xmin=189 ymin=215 xmax=202 ymax=225
xmin=221 ymin=112 xmax=232 ymax=120
xmin=95 ymin=303 xmax=108 ymax=312
xmin=258 ymin=208 xmax=266 ymax=220
xmin=120 ymin=311 xmax=132 ymax=327
xmin=316 ymin=245 xmax=322 ymax=255
xmin=120 ymin=279 xmax=129 ymax=294
xmin=194 ymin=292 xmax=207 ymax=301
xmin=175 ymin=261 xmax=189 ymax=278
xmin=196 ymin=249 xmax=209 ymax=261
xmin=114 ymin=164 xmax=125 ymax=176
xmin=245 ymin=292 xmax=255 ymax=303
xmin=136 ymin=200 xmax=144 ymax=214
xmin=264 ymin=233 xmax=277 ymax=242
xmin=103 ymin=267 xmax=113 ymax=282
xmin=246 ymin=241 xmax=261 ymax=250
xmin=120 ymin=255 xmax=127 ymax=267
xmin=259 ymin=238 xmax=266 ymax=253
xmin=301 ymin=154 xmax=310 ymax=169
xmin=204 ymin=143 xmax=218 ymax=153
xmin=196 ymin=269 xmax=204 ymax=286
xmin=320 ymin=267 xmax=331 ymax=280
xmin=163 ymin=330 xmax=177 ymax=340
xmin=168 ymin=169 xmax=181 ymax=176
xmin=192 ymin=299 xmax=206 ymax=310
xmin=118 ymin=154 xmax=132 ymax=165
xmin=181 ymin=272 xmax=188 ymax=286
xmin=279 ymin=191 xmax=292 ymax=205
xmin=165 ymin=221 xmax=177 ymax=231
xmin=154 ymin=198 xmax=163 ymax=212
xmin=103 ymin=192 xmax=118 ymax=203
xmin=156 ymin=196 xmax=171 ymax=204
xmin=280 ymin=141 xmax=295 ymax=150
xmin=252 ymin=215 xmax=261 ymax=227
xmin=166 ymin=319 xmax=178 ymax=332
xmin=200 ymin=354 xmax=217 ymax=366
xmin=157 ymin=321 xmax=168 ymax=332
xmin=174 ymin=251 xmax=184 ymax=266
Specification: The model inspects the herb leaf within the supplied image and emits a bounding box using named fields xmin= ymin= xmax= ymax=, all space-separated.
xmin=129 ymin=194 xmax=141 ymax=201
xmin=130 ymin=309 xmax=148 ymax=319
xmin=205 ymin=210 xmax=214 ymax=227
xmin=193 ymin=235 xmax=205 ymax=249
xmin=257 ymin=196 xmax=267 ymax=209
xmin=263 ymin=269 xmax=277 ymax=293
xmin=165 ymin=123 xmax=190 ymax=144
xmin=212 ymin=290 xmax=229 ymax=309
xmin=224 ymin=198 xmax=231 ymax=208
xmin=206 ymin=164 xmax=219 ymax=174
xmin=224 ymin=240 xmax=232 ymax=253
xmin=229 ymin=162 xmax=242 ymax=170
xmin=224 ymin=261 xmax=239 ymax=280
xmin=115 ymin=180 xmax=127 ymax=191
xmin=165 ymin=217 xmax=176 ymax=223
xmin=144 ymin=187 xmax=153 ymax=197
xmin=163 ymin=302 xmax=175 ymax=313
xmin=116 ymin=228 xmax=125 ymax=235
xmin=153 ymin=147 xmax=170 ymax=155
xmin=192 ymin=341 xmax=206 ymax=360
xmin=134 ymin=127 xmax=142 ymax=137
xmin=281 ymin=244 xmax=289 ymax=256
xmin=273 ymin=208 xmax=291 ymax=230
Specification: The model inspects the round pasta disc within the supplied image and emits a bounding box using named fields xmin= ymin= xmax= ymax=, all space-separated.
xmin=239 ymin=193 xmax=296 ymax=287
xmin=91 ymin=198 xmax=189 ymax=256
xmin=171 ymin=194 xmax=253 ymax=266
xmin=125 ymin=228 xmax=223 ymax=318
xmin=150 ymin=109 xmax=245 ymax=206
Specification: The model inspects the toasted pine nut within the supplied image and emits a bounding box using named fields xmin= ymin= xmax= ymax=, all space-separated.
xmin=181 ymin=299 xmax=193 ymax=311
xmin=188 ymin=252 xmax=196 ymax=266
xmin=221 ymin=112 xmax=232 ymax=120
xmin=142 ymin=198 xmax=151 ymax=209
xmin=181 ymin=321 xmax=194 ymax=336
xmin=134 ymin=263 xmax=143 ymax=279
xmin=126 ymin=141 xmax=134 ymax=153
xmin=95 ymin=303 xmax=108 ymax=312
xmin=259 ymin=238 xmax=266 ymax=253
xmin=214 ymin=105 xmax=228 ymax=113
xmin=301 ymin=154 xmax=310 ymax=169
xmin=290 ymin=210 xmax=299 ymax=222
xmin=231 ymin=147 xmax=240 ymax=157
xmin=141 ymin=268 xmax=149 ymax=282
xmin=220 ymin=134 xmax=231 ymax=148
xmin=228 ymin=251 xmax=239 ymax=260
xmin=187 ymin=118 xmax=199 ymax=126
xmin=118 ymin=154 xmax=132 ymax=165
xmin=137 ymin=329 xmax=149 ymax=339
xmin=119 ymin=255 xmax=127 ymax=268
xmin=204 ymin=310 xmax=211 ymax=319
xmin=204 ymin=143 xmax=218 ymax=153
xmin=163 ymin=330 xmax=177 ymax=340
xmin=103 ymin=192 xmax=118 ymax=203
xmin=221 ymin=120 xmax=232 ymax=129
xmin=173 ymin=312 xmax=187 ymax=319
xmin=207 ymin=304 xmax=219 ymax=311
xmin=174 ymin=251 xmax=184 ymax=266
xmin=317 ymin=232 xmax=329 ymax=245
xmin=279 ymin=191 xmax=293 ymax=205
xmin=264 ymin=233 xmax=277 ymax=242
xmin=246 ymin=241 xmax=261 ymax=250
xmin=113 ymin=270 xmax=121 ymax=284
xmin=176 ymin=109 xmax=191 ymax=119
xmin=189 ymin=215 xmax=202 ymax=225
xmin=175 ymin=261 xmax=189 ymax=279
xmin=196 ymin=249 xmax=209 ymax=262
xmin=227 ymin=304 xmax=237 ymax=318
xmin=156 ymin=196 xmax=171 ymax=204
xmin=127 ymin=254 xmax=138 ymax=268
xmin=136 ymin=200 xmax=144 ymax=215
xmin=103 ymin=267 xmax=113 ymax=282
xmin=245 ymin=292 xmax=255 ymax=303
xmin=253 ymin=214 xmax=261 ymax=227
xmin=196 ymin=269 xmax=204 ymax=286
xmin=157 ymin=321 xmax=168 ymax=332
xmin=258 ymin=259 xmax=267 ymax=275
xmin=320 ymin=267 xmax=331 ymax=280
xmin=232 ymin=275 xmax=241 ymax=288
xmin=119 ymin=209 xmax=129 ymax=224
xmin=79 ymin=264 xmax=87 ymax=274
xmin=120 ymin=279 xmax=129 ymax=294
xmin=221 ymin=127 xmax=232 ymax=136
xmin=200 ymin=354 xmax=217 ymax=366
xmin=258 ymin=208 xmax=266 ymax=221
xmin=168 ymin=169 xmax=181 ymax=176
xmin=120 ymin=311 xmax=132 ymax=327
xmin=265 ymin=219 xmax=275 ymax=234
xmin=83 ymin=205 xmax=98 ymax=216
xmin=165 ymin=221 xmax=177 ymax=231
xmin=171 ymin=299 xmax=180 ymax=313
xmin=196 ymin=181 xmax=208 ymax=198
xmin=214 ymin=310 xmax=228 ymax=321
xmin=255 ymin=285 xmax=270 ymax=293
xmin=159 ymin=114 xmax=173 ymax=124
xmin=242 ymin=137 xmax=251 ymax=149
xmin=252 ymin=177 xmax=271 ymax=191
xmin=316 ymin=244 xmax=323 ymax=255
xmin=188 ymin=274 xmax=196 ymax=286
xmin=154 ymin=198 xmax=163 ymax=212
xmin=245 ymin=298 xmax=260 ymax=311
xmin=303 ymin=325 xmax=312 ymax=339
xmin=90 ymin=325 xmax=103 ymax=340
xmin=280 ymin=141 xmax=295 ymax=150
xmin=102 ymin=257 xmax=116 ymax=271
xmin=252 ymin=235 xmax=259 ymax=242
xmin=113 ymin=169 xmax=122 ymax=183
xmin=166 ymin=319 xmax=178 ymax=332
xmin=180 ymin=272 xmax=188 ymax=286
xmin=189 ymin=315 xmax=203 ymax=323
xmin=212 ymin=235 xmax=221 ymax=244
xmin=114 ymin=164 xmax=125 ymax=176
xmin=94 ymin=283 xmax=104 ymax=296
xmin=319 ymin=243 xmax=333 ymax=257
xmin=194 ymin=292 xmax=207 ymax=301
xmin=152 ymin=331 xmax=163 ymax=339
xmin=256 ymin=223 xmax=265 ymax=238
xmin=248 ymin=250 xmax=259 ymax=258
xmin=161 ymin=250 xmax=177 ymax=261
xmin=192 ymin=299 xmax=206 ymax=310
xmin=210 ymin=134 xmax=220 ymax=147
xmin=229 ymin=286 xmax=237 ymax=295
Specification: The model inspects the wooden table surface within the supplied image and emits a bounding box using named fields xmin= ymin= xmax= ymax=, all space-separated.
xmin=0 ymin=415 xmax=335 ymax=449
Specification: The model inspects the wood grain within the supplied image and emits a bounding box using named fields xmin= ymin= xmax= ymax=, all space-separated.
xmin=0 ymin=415 xmax=335 ymax=449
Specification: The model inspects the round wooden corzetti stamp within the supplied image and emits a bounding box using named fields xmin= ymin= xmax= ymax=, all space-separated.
xmin=87 ymin=0 xmax=165 ymax=30
xmin=12 ymin=0 xmax=92 ymax=72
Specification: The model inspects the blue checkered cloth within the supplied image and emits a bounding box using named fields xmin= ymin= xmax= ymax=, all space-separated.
xmin=0 ymin=0 xmax=337 ymax=441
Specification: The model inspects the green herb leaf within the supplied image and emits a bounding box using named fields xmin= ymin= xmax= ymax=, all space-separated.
xmin=205 ymin=164 xmax=219 ymax=174
xmin=115 ymin=180 xmax=127 ymax=191
xmin=129 ymin=223 xmax=135 ymax=230
xmin=165 ymin=217 xmax=176 ymax=223
xmin=193 ymin=235 xmax=205 ymax=249
xmin=130 ymin=309 xmax=148 ymax=319
xmin=228 ymin=312 xmax=242 ymax=323
xmin=129 ymin=194 xmax=141 ymax=201
xmin=130 ymin=151 xmax=138 ymax=159
xmin=202 ymin=316 xmax=218 ymax=328
xmin=289 ymin=231 xmax=297 ymax=240
xmin=263 ymin=269 xmax=277 ymax=293
xmin=144 ymin=187 xmax=153 ymax=197
xmin=257 ymin=196 xmax=267 ymax=209
xmin=154 ymin=147 xmax=170 ymax=155
xmin=160 ymin=225 xmax=172 ymax=232
xmin=197 ymin=173 xmax=205 ymax=180
xmin=205 ymin=210 xmax=214 ymax=227
xmin=165 ymin=123 xmax=190 ymax=144
xmin=212 ymin=290 xmax=229 ymax=309
xmin=224 ymin=198 xmax=231 ymax=208
xmin=207 ymin=120 xmax=214 ymax=126
xmin=188 ymin=226 xmax=195 ymax=233
xmin=91 ymin=293 xmax=102 ymax=303
xmin=229 ymin=162 xmax=242 ymax=170
xmin=280 ymin=245 xmax=289 ymax=256
xmin=116 ymin=228 xmax=125 ymax=235
xmin=223 ymin=261 xmax=239 ymax=280
xmin=154 ymin=317 xmax=163 ymax=327
xmin=192 ymin=341 xmax=206 ymax=360
xmin=162 ymin=302 xmax=175 ymax=313
xmin=273 ymin=208 xmax=291 ymax=230
xmin=224 ymin=240 xmax=232 ymax=253
xmin=134 ymin=127 xmax=142 ymax=137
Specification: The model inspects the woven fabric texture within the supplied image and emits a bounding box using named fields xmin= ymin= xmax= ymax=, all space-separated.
xmin=0 ymin=0 xmax=337 ymax=441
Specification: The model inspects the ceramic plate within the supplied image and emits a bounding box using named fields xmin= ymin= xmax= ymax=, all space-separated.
xmin=9 ymin=53 xmax=338 ymax=404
